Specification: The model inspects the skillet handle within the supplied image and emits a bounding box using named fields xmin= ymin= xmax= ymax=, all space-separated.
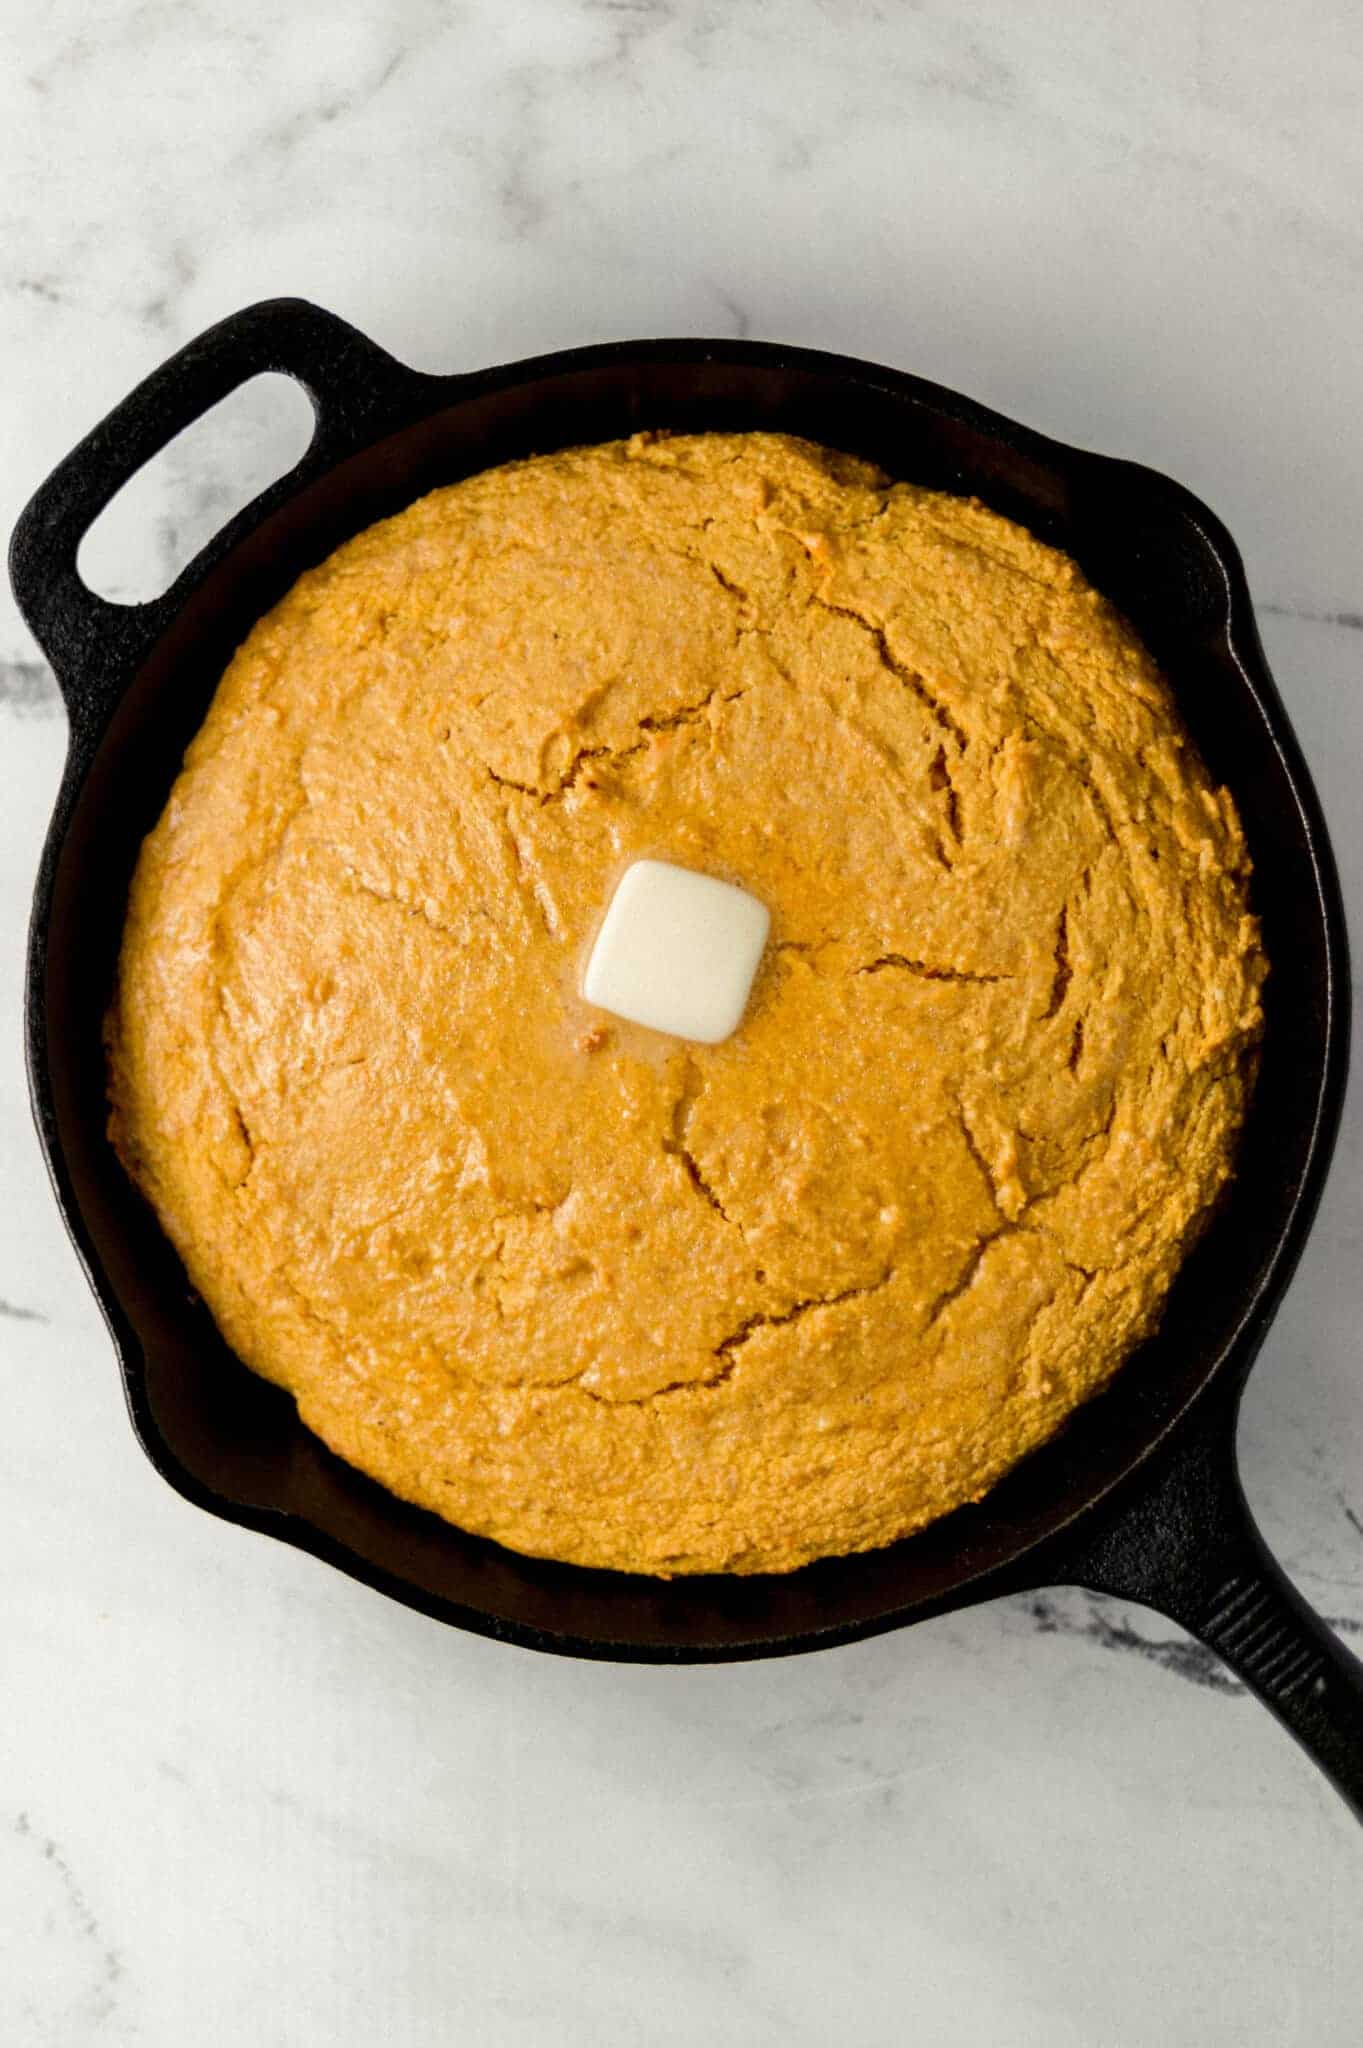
xmin=1054 ymin=1383 xmax=1363 ymax=1822
xmin=7 ymin=297 xmax=426 ymax=725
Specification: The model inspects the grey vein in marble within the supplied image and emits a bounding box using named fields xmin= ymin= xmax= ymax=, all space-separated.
xmin=1259 ymin=602 xmax=1363 ymax=631
xmin=0 ymin=1295 xmax=50 ymax=1323
xmin=10 ymin=1812 xmax=125 ymax=2034
xmin=1031 ymin=1594 xmax=1285 ymax=1697
xmin=0 ymin=660 xmax=59 ymax=717
xmin=254 ymin=47 xmax=407 ymax=165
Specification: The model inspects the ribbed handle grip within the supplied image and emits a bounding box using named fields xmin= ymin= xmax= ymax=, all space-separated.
xmin=1057 ymin=1384 xmax=1363 ymax=1822
xmin=1193 ymin=1550 xmax=1363 ymax=1810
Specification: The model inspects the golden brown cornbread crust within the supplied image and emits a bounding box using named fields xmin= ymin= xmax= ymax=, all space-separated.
xmin=107 ymin=431 xmax=1265 ymax=1575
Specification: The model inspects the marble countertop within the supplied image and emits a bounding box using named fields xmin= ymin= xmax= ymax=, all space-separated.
xmin=3 ymin=2 xmax=1362 ymax=2040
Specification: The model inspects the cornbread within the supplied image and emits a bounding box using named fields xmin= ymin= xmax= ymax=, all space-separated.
xmin=107 ymin=431 xmax=1265 ymax=1575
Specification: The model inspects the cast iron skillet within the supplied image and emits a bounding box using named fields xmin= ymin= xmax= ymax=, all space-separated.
xmin=11 ymin=299 xmax=1363 ymax=1817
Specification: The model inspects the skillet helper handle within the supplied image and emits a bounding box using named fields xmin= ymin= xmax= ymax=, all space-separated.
xmin=7 ymin=297 xmax=421 ymax=719
xmin=1062 ymin=1386 xmax=1363 ymax=1822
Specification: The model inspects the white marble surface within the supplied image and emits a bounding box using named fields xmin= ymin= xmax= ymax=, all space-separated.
xmin=3 ymin=2 xmax=1362 ymax=2040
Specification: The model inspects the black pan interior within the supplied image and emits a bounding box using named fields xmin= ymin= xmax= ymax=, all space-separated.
xmin=32 ymin=344 xmax=1342 ymax=1657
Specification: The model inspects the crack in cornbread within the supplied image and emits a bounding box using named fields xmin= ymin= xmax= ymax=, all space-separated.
xmin=106 ymin=431 xmax=1265 ymax=1574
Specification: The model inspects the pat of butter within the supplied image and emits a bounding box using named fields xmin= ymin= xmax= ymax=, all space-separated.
xmin=583 ymin=859 xmax=771 ymax=1044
